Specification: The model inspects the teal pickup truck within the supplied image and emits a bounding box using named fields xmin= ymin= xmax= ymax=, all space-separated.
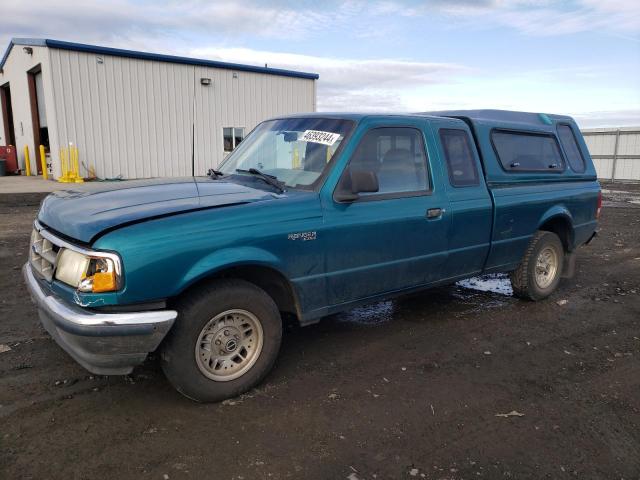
xmin=24 ymin=110 xmax=600 ymax=402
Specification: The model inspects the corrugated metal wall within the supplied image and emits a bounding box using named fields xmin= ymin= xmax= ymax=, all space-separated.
xmin=582 ymin=127 xmax=640 ymax=181
xmin=48 ymin=49 xmax=315 ymax=179
xmin=49 ymin=49 xmax=195 ymax=178
xmin=193 ymin=66 xmax=315 ymax=174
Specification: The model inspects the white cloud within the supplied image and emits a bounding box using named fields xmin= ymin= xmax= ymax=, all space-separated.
xmin=2 ymin=0 xmax=638 ymax=51
xmin=423 ymin=0 xmax=640 ymax=37
xmin=191 ymin=46 xmax=469 ymax=111
xmin=572 ymin=109 xmax=640 ymax=128
xmin=0 ymin=0 xmax=357 ymax=49
xmin=1 ymin=0 xmax=636 ymax=127
xmin=193 ymin=46 xmax=640 ymax=127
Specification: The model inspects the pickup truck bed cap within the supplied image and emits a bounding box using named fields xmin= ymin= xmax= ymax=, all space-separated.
xmin=420 ymin=109 xmax=575 ymax=128
xmin=277 ymin=110 xmax=575 ymax=129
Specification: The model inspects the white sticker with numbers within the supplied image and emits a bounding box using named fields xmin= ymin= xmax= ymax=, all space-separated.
xmin=300 ymin=130 xmax=341 ymax=146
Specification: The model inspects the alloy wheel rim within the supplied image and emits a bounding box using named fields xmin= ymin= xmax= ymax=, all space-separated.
xmin=195 ymin=309 xmax=264 ymax=382
xmin=534 ymin=246 xmax=558 ymax=289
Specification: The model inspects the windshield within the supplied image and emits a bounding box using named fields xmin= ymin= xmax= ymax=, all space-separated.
xmin=217 ymin=117 xmax=354 ymax=189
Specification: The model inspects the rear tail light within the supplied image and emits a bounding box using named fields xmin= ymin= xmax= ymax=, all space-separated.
xmin=596 ymin=190 xmax=602 ymax=219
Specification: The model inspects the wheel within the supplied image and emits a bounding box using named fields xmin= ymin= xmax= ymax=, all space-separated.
xmin=510 ymin=231 xmax=564 ymax=301
xmin=161 ymin=279 xmax=282 ymax=402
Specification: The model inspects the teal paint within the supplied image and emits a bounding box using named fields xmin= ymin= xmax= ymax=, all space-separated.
xmin=36 ymin=111 xmax=600 ymax=323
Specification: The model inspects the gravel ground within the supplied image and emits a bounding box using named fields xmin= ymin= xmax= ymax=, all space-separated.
xmin=1 ymin=183 xmax=639 ymax=480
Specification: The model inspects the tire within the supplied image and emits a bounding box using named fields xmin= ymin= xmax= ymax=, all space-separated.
xmin=510 ymin=231 xmax=564 ymax=301
xmin=161 ymin=279 xmax=282 ymax=402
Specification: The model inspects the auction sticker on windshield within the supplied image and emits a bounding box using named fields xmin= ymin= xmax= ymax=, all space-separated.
xmin=300 ymin=130 xmax=341 ymax=146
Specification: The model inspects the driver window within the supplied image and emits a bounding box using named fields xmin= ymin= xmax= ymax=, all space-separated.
xmin=348 ymin=127 xmax=429 ymax=196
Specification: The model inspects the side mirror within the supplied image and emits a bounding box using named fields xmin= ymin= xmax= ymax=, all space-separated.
xmin=334 ymin=169 xmax=379 ymax=202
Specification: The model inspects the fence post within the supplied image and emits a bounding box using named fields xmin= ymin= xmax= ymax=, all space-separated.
xmin=611 ymin=129 xmax=621 ymax=182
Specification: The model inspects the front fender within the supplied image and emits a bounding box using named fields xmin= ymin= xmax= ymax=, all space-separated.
xmin=180 ymin=246 xmax=286 ymax=291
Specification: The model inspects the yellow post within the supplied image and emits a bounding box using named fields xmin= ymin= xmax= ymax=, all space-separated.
xmin=58 ymin=146 xmax=71 ymax=183
xmin=24 ymin=145 xmax=31 ymax=176
xmin=292 ymin=147 xmax=300 ymax=169
xmin=39 ymin=145 xmax=48 ymax=180
xmin=72 ymin=145 xmax=83 ymax=183
xmin=57 ymin=144 xmax=83 ymax=182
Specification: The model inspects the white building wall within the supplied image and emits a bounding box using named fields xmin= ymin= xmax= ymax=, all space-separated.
xmin=47 ymin=49 xmax=315 ymax=179
xmin=582 ymin=127 xmax=640 ymax=181
xmin=49 ymin=49 xmax=195 ymax=179
xmin=193 ymin=66 xmax=315 ymax=174
xmin=0 ymin=44 xmax=57 ymax=176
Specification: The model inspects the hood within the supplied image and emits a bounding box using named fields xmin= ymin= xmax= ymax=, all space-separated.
xmin=38 ymin=177 xmax=279 ymax=243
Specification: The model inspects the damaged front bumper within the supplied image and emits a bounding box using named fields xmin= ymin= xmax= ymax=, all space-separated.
xmin=23 ymin=264 xmax=177 ymax=375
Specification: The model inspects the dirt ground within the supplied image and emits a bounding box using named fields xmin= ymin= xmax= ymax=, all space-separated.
xmin=1 ymin=183 xmax=639 ymax=480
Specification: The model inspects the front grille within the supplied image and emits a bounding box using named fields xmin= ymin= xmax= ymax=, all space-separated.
xmin=29 ymin=226 xmax=62 ymax=282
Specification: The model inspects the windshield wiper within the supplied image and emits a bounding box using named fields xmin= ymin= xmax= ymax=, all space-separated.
xmin=235 ymin=168 xmax=285 ymax=193
xmin=207 ymin=169 xmax=225 ymax=179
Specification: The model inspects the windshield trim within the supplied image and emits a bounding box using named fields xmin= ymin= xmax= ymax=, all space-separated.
xmin=217 ymin=117 xmax=358 ymax=192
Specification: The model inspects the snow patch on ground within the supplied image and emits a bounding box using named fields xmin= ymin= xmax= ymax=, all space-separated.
xmin=456 ymin=273 xmax=513 ymax=296
xmin=602 ymin=188 xmax=640 ymax=206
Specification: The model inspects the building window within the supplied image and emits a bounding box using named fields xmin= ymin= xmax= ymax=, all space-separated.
xmin=224 ymin=127 xmax=244 ymax=153
xmin=439 ymin=128 xmax=479 ymax=187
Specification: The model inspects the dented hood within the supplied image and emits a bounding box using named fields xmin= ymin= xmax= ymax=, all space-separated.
xmin=38 ymin=177 xmax=278 ymax=243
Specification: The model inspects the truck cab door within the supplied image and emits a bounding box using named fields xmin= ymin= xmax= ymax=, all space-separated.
xmin=320 ymin=119 xmax=451 ymax=307
xmin=428 ymin=119 xmax=493 ymax=278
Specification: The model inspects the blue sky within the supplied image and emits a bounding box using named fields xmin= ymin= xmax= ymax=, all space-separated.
xmin=2 ymin=0 xmax=639 ymax=127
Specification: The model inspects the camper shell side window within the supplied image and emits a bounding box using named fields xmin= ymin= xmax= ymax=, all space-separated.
xmin=491 ymin=129 xmax=565 ymax=173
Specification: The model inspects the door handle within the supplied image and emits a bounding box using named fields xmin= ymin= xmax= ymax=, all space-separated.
xmin=426 ymin=208 xmax=443 ymax=219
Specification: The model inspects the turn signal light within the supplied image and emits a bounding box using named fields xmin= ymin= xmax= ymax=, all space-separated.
xmin=596 ymin=190 xmax=602 ymax=219
xmin=91 ymin=271 xmax=117 ymax=293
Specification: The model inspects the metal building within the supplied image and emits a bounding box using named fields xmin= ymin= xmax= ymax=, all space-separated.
xmin=581 ymin=127 xmax=640 ymax=182
xmin=0 ymin=38 xmax=318 ymax=180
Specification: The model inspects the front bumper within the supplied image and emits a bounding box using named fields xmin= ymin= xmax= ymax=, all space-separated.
xmin=23 ymin=264 xmax=177 ymax=375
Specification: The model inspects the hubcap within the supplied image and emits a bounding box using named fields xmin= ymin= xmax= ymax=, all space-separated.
xmin=534 ymin=246 xmax=558 ymax=289
xmin=195 ymin=309 xmax=264 ymax=382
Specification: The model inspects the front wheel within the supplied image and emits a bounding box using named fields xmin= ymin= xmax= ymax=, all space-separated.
xmin=510 ymin=231 xmax=564 ymax=301
xmin=161 ymin=279 xmax=282 ymax=402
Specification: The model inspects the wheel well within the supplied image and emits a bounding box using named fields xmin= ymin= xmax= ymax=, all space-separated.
xmin=539 ymin=216 xmax=573 ymax=252
xmin=180 ymin=265 xmax=301 ymax=321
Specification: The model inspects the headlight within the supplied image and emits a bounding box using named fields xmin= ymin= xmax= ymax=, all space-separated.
xmin=55 ymin=248 xmax=122 ymax=293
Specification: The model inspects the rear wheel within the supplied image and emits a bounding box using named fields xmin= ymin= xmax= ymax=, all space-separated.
xmin=161 ymin=279 xmax=282 ymax=402
xmin=510 ymin=231 xmax=564 ymax=300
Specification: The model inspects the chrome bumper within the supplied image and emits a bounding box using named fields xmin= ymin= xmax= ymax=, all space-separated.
xmin=23 ymin=264 xmax=177 ymax=375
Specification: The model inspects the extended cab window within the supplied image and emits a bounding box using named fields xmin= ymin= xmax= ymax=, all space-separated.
xmin=492 ymin=130 xmax=564 ymax=172
xmin=439 ymin=129 xmax=479 ymax=186
xmin=346 ymin=127 xmax=429 ymax=197
xmin=557 ymin=124 xmax=586 ymax=173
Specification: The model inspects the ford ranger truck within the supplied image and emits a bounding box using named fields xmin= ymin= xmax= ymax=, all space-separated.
xmin=24 ymin=110 xmax=600 ymax=402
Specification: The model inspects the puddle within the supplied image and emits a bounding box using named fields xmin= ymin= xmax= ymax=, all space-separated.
xmin=333 ymin=276 xmax=514 ymax=327
xmin=456 ymin=273 xmax=513 ymax=296
xmin=335 ymin=300 xmax=395 ymax=326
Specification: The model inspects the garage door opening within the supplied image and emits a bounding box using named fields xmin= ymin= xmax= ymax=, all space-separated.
xmin=1 ymin=82 xmax=16 ymax=147
xmin=28 ymin=65 xmax=49 ymax=175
